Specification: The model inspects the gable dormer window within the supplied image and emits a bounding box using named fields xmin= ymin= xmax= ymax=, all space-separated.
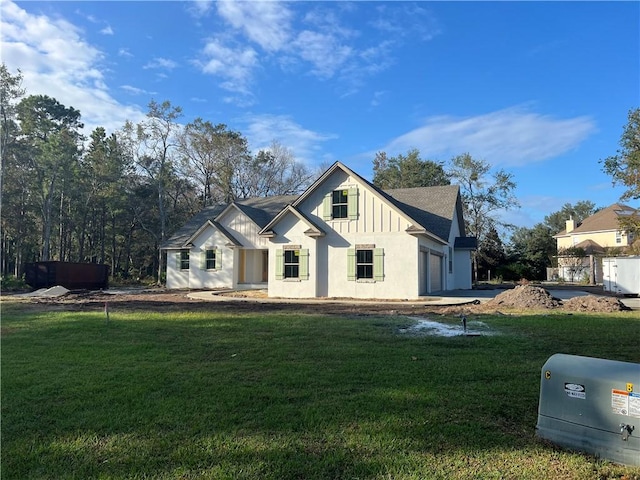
xmin=323 ymin=187 xmax=358 ymax=221
xmin=332 ymin=190 xmax=348 ymax=219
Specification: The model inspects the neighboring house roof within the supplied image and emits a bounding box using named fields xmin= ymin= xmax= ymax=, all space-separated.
xmin=573 ymin=239 xmax=605 ymax=255
xmin=553 ymin=203 xmax=638 ymax=237
xmin=161 ymin=195 xmax=296 ymax=249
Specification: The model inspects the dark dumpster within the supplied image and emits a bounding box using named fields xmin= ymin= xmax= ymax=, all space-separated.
xmin=24 ymin=261 xmax=109 ymax=290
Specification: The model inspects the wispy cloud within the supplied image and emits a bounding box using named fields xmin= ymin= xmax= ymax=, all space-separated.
xmin=292 ymin=30 xmax=353 ymax=79
xmin=188 ymin=0 xmax=214 ymax=18
xmin=216 ymin=1 xmax=292 ymax=52
xmin=120 ymin=85 xmax=156 ymax=96
xmin=100 ymin=25 xmax=113 ymax=35
xmin=196 ymin=39 xmax=257 ymax=98
xmin=380 ymin=107 xmax=596 ymax=167
xmin=118 ymin=47 xmax=133 ymax=58
xmin=1 ymin=0 xmax=144 ymax=134
xmin=371 ymin=4 xmax=442 ymax=41
xmin=143 ymin=57 xmax=178 ymax=70
xmin=242 ymin=114 xmax=337 ymax=164
xmin=197 ymin=3 xmax=436 ymax=103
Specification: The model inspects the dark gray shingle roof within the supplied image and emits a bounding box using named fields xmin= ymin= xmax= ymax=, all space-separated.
xmin=384 ymin=185 xmax=464 ymax=242
xmin=161 ymin=195 xmax=296 ymax=249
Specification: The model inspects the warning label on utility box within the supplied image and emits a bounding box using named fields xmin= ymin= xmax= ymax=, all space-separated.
xmin=612 ymin=389 xmax=629 ymax=416
xmin=629 ymin=392 xmax=640 ymax=418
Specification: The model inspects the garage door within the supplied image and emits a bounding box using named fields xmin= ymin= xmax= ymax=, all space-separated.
xmin=429 ymin=254 xmax=442 ymax=292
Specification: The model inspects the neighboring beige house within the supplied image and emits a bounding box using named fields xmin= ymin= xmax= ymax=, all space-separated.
xmin=552 ymin=203 xmax=637 ymax=283
xmin=162 ymin=162 xmax=476 ymax=299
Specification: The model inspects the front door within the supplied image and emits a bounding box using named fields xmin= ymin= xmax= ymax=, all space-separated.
xmin=262 ymin=250 xmax=268 ymax=282
xmin=238 ymin=250 xmax=246 ymax=284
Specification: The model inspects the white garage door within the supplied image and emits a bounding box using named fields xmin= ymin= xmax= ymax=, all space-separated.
xmin=429 ymin=254 xmax=442 ymax=292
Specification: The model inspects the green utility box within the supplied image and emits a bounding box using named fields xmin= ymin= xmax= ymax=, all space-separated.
xmin=536 ymin=354 xmax=640 ymax=466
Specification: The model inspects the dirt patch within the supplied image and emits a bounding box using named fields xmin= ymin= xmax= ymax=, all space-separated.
xmin=481 ymin=285 xmax=561 ymax=310
xmin=2 ymin=285 xmax=632 ymax=315
xmin=561 ymin=295 xmax=629 ymax=312
xmin=470 ymin=285 xmax=630 ymax=313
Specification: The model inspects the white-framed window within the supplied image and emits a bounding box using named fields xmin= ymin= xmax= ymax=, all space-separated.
xmin=179 ymin=250 xmax=189 ymax=270
xmin=616 ymin=231 xmax=622 ymax=244
xmin=275 ymin=246 xmax=309 ymax=280
xmin=284 ymin=250 xmax=300 ymax=278
xmin=356 ymin=249 xmax=374 ymax=279
xmin=323 ymin=187 xmax=358 ymax=221
xmin=201 ymin=248 xmax=222 ymax=271
xmin=348 ymin=246 xmax=384 ymax=281
xmin=332 ymin=190 xmax=348 ymax=219
xmin=206 ymin=249 xmax=216 ymax=269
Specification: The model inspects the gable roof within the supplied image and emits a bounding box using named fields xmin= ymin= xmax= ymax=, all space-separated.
xmin=288 ymin=161 xmax=463 ymax=244
xmin=260 ymin=205 xmax=325 ymax=238
xmin=383 ymin=186 xmax=465 ymax=243
xmin=163 ymin=162 xmax=473 ymax=249
xmin=161 ymin=195 xmax=296 ymax=249
xmin=553 ymin=203 xmax=638 ymax=237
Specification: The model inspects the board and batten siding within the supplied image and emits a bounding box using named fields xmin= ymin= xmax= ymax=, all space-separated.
xmin=218 ymin=207 xmax=270 ymax=248
xmin=298 ymin=171 xmax=415 ymax=235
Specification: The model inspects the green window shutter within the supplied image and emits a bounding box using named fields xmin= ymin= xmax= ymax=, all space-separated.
xmin=373 ymin=248 xmax=384 ymax=281
xmin=216 ymin=248 xmax=222 ymax=270
xmin=299 ymin=249 xmax=309 ymax=280
xmin=348 ymin=187 xmax=358 ymax=220
xmin=275 ymin=249 xmax=284 ymax=280
xmin=347 ymin=248 xmax=356 ymax=281
xmin=322 ymin=193 xmax=332 ymax=220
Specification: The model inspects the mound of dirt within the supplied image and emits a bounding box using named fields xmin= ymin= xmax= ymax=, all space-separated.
xmin=483 ymin=285 xmax=560 ymax=309
xmin=561 ymin=295 xmax=629 ymax=312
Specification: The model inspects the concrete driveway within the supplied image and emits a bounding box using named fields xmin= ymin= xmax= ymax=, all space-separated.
xmin=188 ymin=286 xmax=639 ymax=309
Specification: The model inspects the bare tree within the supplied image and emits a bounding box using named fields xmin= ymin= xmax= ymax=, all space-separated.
xmin=122 ymin=100 xmax=183 ymax=282
xmin=236 ymin=140 xmax=313 ymax=198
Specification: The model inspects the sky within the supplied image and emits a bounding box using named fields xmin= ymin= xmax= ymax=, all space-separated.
xmin=2 ymin=0 xmax=639 ymax=231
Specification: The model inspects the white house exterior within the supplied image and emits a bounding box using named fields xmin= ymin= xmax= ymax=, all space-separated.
xmin=163 ymin=196 xmax=296 ymax=290
xmin=162 ymin=162 xmax=476 ymax=299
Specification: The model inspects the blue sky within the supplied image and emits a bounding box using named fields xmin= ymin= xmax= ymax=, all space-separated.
xmin=2 ymin=1 xmax=638 ymax=230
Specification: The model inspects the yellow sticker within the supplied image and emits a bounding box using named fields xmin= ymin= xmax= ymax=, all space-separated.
xmin=342 ymin=189 xmax=349 ymax=195
xmin=627 ymin=383 xmax=634 ymax=393
xmin=294 ymin=250 xmax=299 ymax=256
xmin=545 ymin=370 xmax=551 ymax=380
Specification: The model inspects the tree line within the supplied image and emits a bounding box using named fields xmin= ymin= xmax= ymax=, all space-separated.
xmin=2 ymin=62 xmax=637 ymax=285
xmin=1 ymin=65 xmax=314 ymax=282
xmin=370 ymin=106 xmax=640 ymax=282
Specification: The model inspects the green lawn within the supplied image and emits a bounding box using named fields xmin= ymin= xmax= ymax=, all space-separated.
xmin=2 ymin=301 xmax=639 ymax=480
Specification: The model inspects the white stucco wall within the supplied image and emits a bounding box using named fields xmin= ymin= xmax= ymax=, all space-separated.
xmin=267 ymin=213 xmax=318 ymax=298
xmin=268 ymin=172 xmax=433 ymax=299
xmin=165 ymin=249 xmax=190 ymax=289
xmin=189 ymin=226 xmax=235 ymax=289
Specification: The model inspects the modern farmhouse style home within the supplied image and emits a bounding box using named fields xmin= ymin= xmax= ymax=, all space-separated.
xmin=162 ymin=162 xmax=476 ymax=299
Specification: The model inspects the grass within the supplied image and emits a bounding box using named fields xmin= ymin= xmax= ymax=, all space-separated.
xmin=2 ymin=300 xmax=640 ymax=480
